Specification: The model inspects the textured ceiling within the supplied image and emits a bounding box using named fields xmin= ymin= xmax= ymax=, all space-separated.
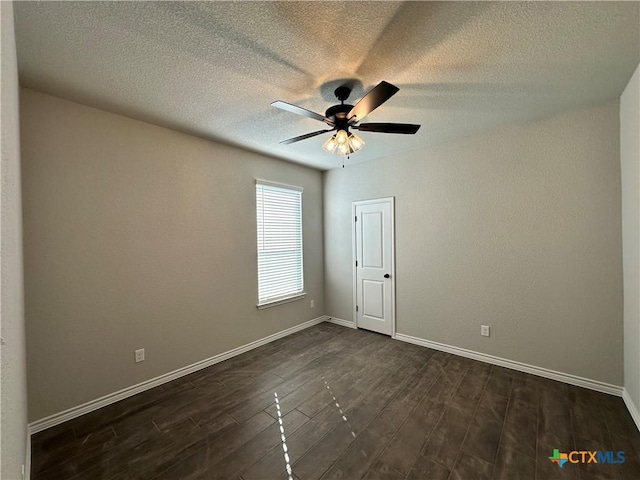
xmin=14 ymin=1 xmax=640 ymax=170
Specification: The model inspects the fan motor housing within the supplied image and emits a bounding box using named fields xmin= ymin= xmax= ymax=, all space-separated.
xmin=325 ymin=104 xmax=354 ymax=126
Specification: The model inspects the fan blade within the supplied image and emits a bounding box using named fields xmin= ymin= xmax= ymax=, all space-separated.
xmin=347 ymin=81 xmax=399 ymax=122
xmin=280 ymin=129 xmax=333 ymax=145
xmin=355 ymin=123 xmax=421 ymax=134
xmin=271 ymin=101 xmax=333 ymax=125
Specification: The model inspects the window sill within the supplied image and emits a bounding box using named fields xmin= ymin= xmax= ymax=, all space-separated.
xmin=257 ymin=293 xmax=307 ymax=310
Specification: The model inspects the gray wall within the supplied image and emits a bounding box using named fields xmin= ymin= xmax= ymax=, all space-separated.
xmin=622 ymin=63 xmax=640 ymax=410
xmin=1 ymin=2 xmax=29 ymax=478
xmin=20 ymin=89 xmax=324 ymax=422
xmin=324 ymin=100 xmax=623 ymax=385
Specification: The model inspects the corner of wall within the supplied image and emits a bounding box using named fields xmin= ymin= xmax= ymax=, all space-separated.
xmin=620 ymin=61 xmax=640 ymax=429
xmin=1 ymin=1 xmax=30 ymax=477
xmin=623 ymin=388 xmax=640 ymax=432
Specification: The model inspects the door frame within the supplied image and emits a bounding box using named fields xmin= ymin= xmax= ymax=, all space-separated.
xmin=352 ymin=197 xmax=396 ymax=337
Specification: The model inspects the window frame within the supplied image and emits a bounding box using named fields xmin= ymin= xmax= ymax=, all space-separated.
xmin=255 ymin=179 xmax=305 ymax=309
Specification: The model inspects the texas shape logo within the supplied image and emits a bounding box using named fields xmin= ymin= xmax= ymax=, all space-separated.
xmin=550 ymin=449 xmax=569 ymax=468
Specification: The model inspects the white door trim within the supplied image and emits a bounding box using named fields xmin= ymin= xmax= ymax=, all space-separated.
xmin=352 ymin=197 xmax=396 ymax=337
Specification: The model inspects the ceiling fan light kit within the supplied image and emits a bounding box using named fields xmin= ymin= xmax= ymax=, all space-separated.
xmin=323 ymin=130 xmax=365 ymax=156
xmin=272 ymin=80 xmax=421 ymax=160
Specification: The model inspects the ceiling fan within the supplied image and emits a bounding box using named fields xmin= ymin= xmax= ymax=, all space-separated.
xmin=271 ymin=81 xmax=420 ymax=156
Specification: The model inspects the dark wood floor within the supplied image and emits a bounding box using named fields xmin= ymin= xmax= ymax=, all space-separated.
xmin=31 ymin=323 xmax=640 ymax=480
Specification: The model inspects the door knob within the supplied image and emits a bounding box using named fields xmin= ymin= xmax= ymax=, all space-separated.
xmin=384 ymin=274 xmax=390 ymax=278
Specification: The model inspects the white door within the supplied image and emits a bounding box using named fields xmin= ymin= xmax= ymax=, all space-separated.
xmin=353 ymin=198 xmax=395 ymax=336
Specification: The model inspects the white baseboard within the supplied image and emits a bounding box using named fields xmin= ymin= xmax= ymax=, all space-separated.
xmin=28 ymin=317 xmax=633 ymax=437
xmin=623 ymin=388 xmax=640 ymax=431
xmin=29 ymin=315 xmax=327 ymax=434
xmin=393 ymin=332 xmax=623 ymax=397
xmin=325 ymin=317 xmax=356 ymax=329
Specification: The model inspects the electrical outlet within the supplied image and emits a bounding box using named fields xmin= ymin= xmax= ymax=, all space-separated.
xmin=135 ymin=348 xmax=145 ymax=363
xmin=481 ymin=325 xmax=490 ymax=337
xmin=310 ymin=299 xmax=315 ymax=308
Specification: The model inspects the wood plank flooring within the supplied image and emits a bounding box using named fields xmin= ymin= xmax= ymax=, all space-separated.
xmin=31 ymin=323 xmax=640 ymax=479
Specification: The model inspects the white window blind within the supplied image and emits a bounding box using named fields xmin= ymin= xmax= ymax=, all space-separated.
xmin=256 ymin=181 xmax=304 ymax=306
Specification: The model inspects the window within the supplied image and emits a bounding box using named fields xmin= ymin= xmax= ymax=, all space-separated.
xmin=256 ymin=180 xmax=304 ymax=308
